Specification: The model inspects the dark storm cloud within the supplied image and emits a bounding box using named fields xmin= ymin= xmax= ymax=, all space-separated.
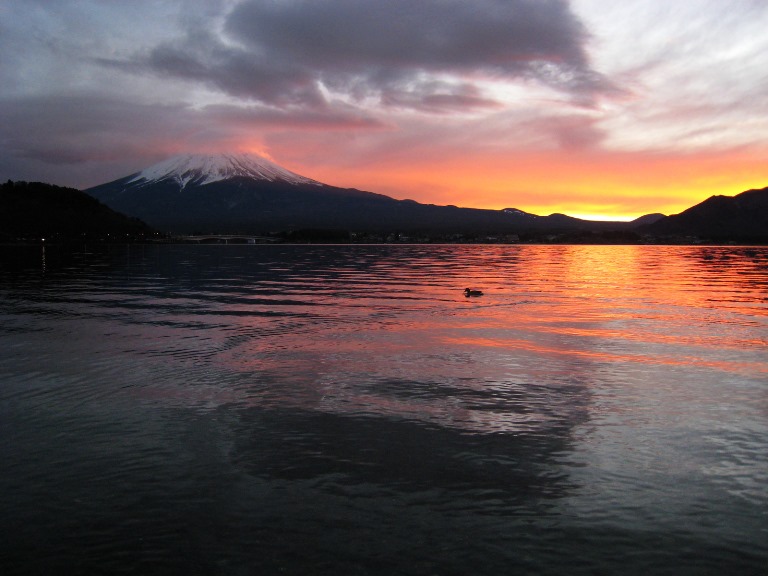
xmin=227 ymin=0 xmax=588 ymax=71
xmin=123 ymin=0 xmax=610 ymax=110
xmin=141 ymin=30 xmax=328 ymax=108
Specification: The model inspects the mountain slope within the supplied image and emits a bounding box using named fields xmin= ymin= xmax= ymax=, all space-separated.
xmin=87 ymin=153 xmax=625 ymax=235
xmin=86 ymin=153 xmax=432 ymax=233
xmin=630 ymin=213 xmax=665 ymax=226
xmin=643 ymin=186 xmax=768 ymax=241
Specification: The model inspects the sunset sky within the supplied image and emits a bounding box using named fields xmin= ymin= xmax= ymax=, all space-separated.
xmin=2 ymin=0 xmax=767 ymax=220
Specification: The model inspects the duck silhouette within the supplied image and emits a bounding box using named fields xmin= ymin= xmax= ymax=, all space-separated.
xmin=464 ymin=288 xmax=483 ymax=297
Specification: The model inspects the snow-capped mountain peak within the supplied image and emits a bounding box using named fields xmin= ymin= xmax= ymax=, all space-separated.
xmin=127 ymin=153 xmax=321 ymax=188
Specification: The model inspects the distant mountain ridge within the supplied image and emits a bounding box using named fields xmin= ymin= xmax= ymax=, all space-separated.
xmin=80 ymin=152 xmax=768 ymax=241
xmin=630 ymin=213 xmax=665 ymax=226
xmin=85 ymin=153 xmax=648 ymax=235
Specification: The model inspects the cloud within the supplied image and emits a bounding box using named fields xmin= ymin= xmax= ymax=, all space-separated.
xmin=138 ymin=30 xmax=328 ymax=108
xmin=226 ymin=0 xmax=590 ymax=74
xmin=117 ymin=0 xmax=612 ymax=111
xmin=380 ymin=81 xmax=505 ymax=113
xmin=205 ymin=103 xmax=388 ymax=131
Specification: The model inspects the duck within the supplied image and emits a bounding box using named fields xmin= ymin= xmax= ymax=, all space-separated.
xmin=464 ymin=288 xmax=483 ymax=297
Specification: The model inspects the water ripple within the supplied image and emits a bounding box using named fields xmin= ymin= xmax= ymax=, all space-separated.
xmin=1 ymin=244 xmax=766 ymax=574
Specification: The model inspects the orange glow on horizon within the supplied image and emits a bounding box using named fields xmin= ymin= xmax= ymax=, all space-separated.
xmin=283 ymin=146 xmax=768 ymax=220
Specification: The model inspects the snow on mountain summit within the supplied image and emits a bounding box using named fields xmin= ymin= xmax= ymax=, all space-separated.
xmin=127 ymin=153 xmax=322 ymax=188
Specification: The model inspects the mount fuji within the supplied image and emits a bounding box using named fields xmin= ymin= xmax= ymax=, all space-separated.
xmin=85 ymin=152 xmax=632 ymax=235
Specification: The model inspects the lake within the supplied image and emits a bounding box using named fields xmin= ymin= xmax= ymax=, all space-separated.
xmin=1 ymin=244 xmax=766 ymax=575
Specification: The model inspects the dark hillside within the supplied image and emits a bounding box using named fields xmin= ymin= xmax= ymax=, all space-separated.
xmin=1 ymin=180 xmax=154 ymax=242
xmin=643 ymin=186 xmax=768 ymax=242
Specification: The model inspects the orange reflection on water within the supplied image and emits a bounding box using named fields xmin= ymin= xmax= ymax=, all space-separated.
xmin=440 ymin=245 xmax=767 ymax=367
xmin=195 ymin=245 xmax=767 ymax=423
xmin=442 ymin=335 xmax=767 ymax=376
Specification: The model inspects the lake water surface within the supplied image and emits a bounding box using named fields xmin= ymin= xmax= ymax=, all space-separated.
xmin=1 ymin=244 xmax=766 ymax=574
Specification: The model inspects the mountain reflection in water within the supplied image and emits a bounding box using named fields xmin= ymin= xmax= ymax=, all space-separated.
xmin=1 ymin=244 xmax=766 ymax=575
